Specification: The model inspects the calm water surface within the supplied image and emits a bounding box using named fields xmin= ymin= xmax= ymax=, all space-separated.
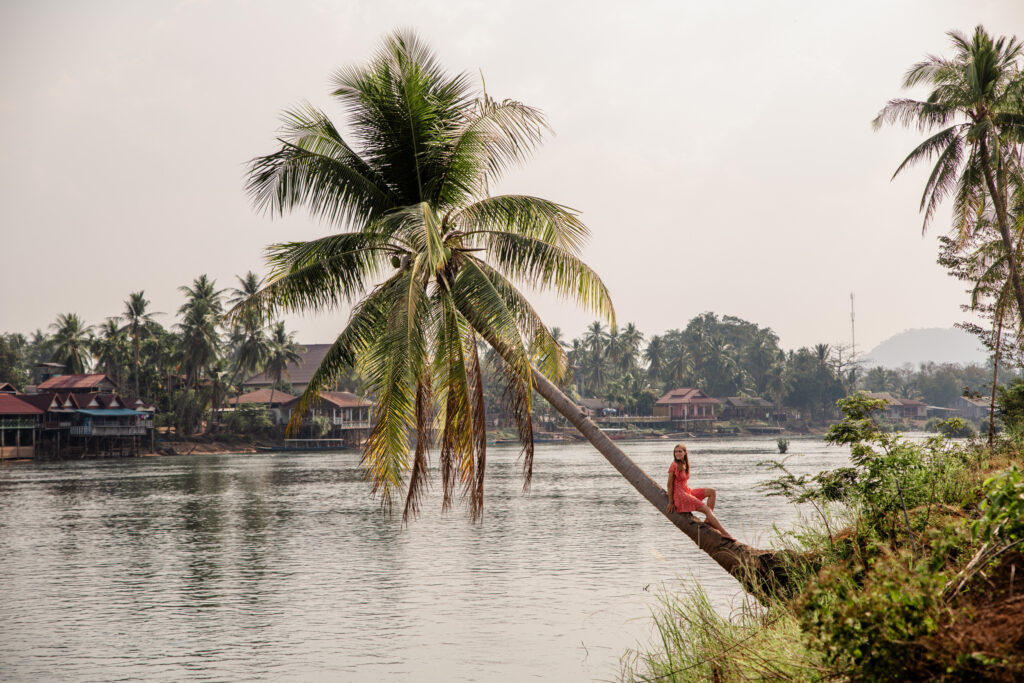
xmin=0 ymin=436 xmax=848 ymax=681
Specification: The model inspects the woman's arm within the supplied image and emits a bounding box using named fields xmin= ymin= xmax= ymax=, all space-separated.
xmin=666 ymin=470 xmax=675 ymax=514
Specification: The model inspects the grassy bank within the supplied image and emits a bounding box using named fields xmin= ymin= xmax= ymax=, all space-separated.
xmin=621 ymin=396 xmax=1024 ymax=682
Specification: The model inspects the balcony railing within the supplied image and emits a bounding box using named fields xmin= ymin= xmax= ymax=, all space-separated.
xmin=69 ymin=425 xmax=150 ymax=436
xmin=331 ymin=418 xmax=372 ymax=429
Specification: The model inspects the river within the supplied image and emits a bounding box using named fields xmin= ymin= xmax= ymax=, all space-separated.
xmin=0 ymin=435 xmax=848 ymax=681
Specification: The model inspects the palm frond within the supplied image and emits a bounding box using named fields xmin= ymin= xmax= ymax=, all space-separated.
xmin=247 ymin=104 xmax=396 ymax=227
xmin=473 ymin=231 xmax=615 ymax=325
xmin=456 ymin=195 xmax=589 ymax=254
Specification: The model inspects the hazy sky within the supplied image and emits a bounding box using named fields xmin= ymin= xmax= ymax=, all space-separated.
xmin=2 ymin=0 xmax=1023 ymax=353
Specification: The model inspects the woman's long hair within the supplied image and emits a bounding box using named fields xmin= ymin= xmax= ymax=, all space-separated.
xmin=675 ymin=443 xmax=690 ymax=475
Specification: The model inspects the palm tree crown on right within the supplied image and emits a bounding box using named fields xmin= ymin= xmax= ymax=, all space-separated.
xmin=874 ymin=25 xmax=1024 ymax=324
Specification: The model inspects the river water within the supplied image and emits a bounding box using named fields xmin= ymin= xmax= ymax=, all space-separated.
xmin=0 ymin=436 xmax=848 ymax=681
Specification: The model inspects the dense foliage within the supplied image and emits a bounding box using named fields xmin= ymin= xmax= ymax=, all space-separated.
xmin=0 ymin=278 xmax=309 ymax=436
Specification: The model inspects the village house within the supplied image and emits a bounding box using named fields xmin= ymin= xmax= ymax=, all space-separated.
xmin=225 ymin=388 xmax=297 ymax=425
xmin=719 ymin=396 xmax=775 ymax=421
xmin=577 ymin=398 xmax=617 ymax=418
xmin=280 ymin=391 xmax=374 ymax=446
xmin=653 ymin=388 xmax=720 ymax=424
xmin=955 ymin=396 xmax=990 ymax=421
xmin=0 ymin=374 xmax=156 ymax=458
xmin=864 ymin=392 xmax=928 ymax=421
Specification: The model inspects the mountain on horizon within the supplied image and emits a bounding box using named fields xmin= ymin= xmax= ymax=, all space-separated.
xmin=863 ymin=327 xmax=987 ymax=368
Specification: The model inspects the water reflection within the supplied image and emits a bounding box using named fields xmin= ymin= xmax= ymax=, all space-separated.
xmin=0 ymin=437 xmax=848 ymax=681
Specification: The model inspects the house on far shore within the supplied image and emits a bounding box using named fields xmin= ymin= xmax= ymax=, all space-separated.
xmin=280 ymin=391 xmax=374 ymax=445
xmin=242 ymin=344 xmax=331 ymax=395
xmin=577 ymin=398 xmax=617 ymax=418
xmin=654 ymin=388 xmax=720 ymax=425
xmin=955 ymin=396 xmax=990 ymax=421
xmin=864 ymin=392 xmax=928 ymax=421
xmin=720 ymin=396 xmax=775 ymax=421
xmin=225 ymin=388 xmax=297 ymax=425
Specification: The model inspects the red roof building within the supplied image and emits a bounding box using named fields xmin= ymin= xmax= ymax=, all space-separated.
xmin=0 ymin=394 xmax=45 ymax=416
xmin=37 ymin=374 xmax=118 ymax=394
xmin=281 ymin=391 xmax=373 ymax=431
xmin=654 ymin=388 xmax=720 ymax=420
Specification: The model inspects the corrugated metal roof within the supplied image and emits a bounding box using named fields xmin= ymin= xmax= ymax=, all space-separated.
xmin=0 ymin=394 xmax=44 ymax=416
xmin=37 ymin=374 xmax=112 ymax=391
xmin=242 ymin=344 xmax=331 ymax=387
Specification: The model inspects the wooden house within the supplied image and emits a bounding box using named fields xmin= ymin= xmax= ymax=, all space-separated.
xmin=955 ymin=396 xmax=990 ymax=421
xmin=865 ymin=392 xmax=928 ymax=421
xmin=0 ymin=394 xmax=43 ymax=459
xmin=281 ymin=391 xmax=374 ymax=445
xmin=225 ymin=388 xmax=297 ymax=425
xmin=654 ymin=388 xmax=720 ymax=421
xmin=720 ymin=396 xmax=775 ymax=421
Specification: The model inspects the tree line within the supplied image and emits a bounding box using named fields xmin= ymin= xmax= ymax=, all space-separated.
xmin=0 ymin=272 xmax=304 ymax=435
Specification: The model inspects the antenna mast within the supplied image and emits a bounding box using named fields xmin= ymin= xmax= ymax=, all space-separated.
xmin=850 ymin=292 xmax=856 ymax=365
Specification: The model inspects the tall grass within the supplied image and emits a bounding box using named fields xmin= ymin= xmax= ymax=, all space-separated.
xmin=619 ymin=584 xmax=826 ymax=682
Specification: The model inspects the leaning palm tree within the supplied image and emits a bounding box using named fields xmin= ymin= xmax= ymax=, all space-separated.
xmin=49 ymin=313 xmax=93 ymax=374
xmin=236 ymin=31 xmax=781 ymax=594
xmin=874 ymin=25 xmax=1024 ymax=324
xmin=121 ymin=291 xmax=161 ymax=399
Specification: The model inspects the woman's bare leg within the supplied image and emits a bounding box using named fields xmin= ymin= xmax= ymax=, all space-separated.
xmin=697 ymin=503 xmax=734 ymax=541
xmin=705 ymin=488 xmax=717 ymax=511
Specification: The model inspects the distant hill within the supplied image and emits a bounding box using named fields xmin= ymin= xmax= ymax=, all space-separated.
xmin=863 ymin=328 xmax=987 ymax=368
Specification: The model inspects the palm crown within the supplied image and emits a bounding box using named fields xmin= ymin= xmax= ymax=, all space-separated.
xmin=238 ymin=31 xmax=614 ymax=519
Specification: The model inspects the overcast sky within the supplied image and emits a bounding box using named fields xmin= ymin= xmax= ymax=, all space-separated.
xmin=2 ymin=0 xmax=1023 ymax=354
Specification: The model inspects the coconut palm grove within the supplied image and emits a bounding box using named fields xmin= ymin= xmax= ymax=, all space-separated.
xmin=3 ymin=21 xmax=1024 ymax=683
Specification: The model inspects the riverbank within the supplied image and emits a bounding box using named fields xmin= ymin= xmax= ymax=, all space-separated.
xmin=621 ymin=396 xmax=1024 ymax=682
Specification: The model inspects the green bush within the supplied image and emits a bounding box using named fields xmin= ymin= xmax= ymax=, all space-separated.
xmin=924 ymin=417 xmax=975 ymax=438
xmin=798 ymin=553 xmax=947 ymax=682
xmin=971 ymin=466 xmax=1024 ymax=546
xmin=224 ymin=403 xmax=275 ymax=435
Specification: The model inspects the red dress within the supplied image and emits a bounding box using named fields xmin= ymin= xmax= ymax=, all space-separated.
xmin=669 ymin=461 xmax=707 ymax=513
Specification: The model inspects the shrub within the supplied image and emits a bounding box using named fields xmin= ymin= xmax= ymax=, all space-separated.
xmin=798 ymin=553 xmax=947 ymax=682
xmin=224 ymin=403 xmax=274 ymax=435
xmin=777 ymin=438 xmax=789 ymax=454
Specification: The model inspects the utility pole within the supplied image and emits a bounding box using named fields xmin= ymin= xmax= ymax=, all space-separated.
xmin=850 ymin=292 xmax=856 ymax=365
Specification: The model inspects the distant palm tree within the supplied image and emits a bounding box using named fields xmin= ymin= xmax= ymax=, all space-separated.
xmin=228 ymin=272 xmax=271 ymax=390
xmin=176 ymin=276 xmax=225 ymax=433
xmin=121 ymin=291 xmax=161 ymax=399
xmin=49 ymin=313 xmax=93 ymax=374
xmin=644 ymin=334 xmax=666 ymax=388
xmin=94 ymin=319 xmax=130 ymax=388
xmin=264 ymin=322 xmax=303 ymax=407
xmin=874 ymin=25 xmax=1024 ymax=323
xmin=236 ymin=31 xmax=771 ymax=591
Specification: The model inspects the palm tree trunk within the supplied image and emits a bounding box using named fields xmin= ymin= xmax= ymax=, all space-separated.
xmin=979 ymin=139 xmax=1024 ymax=327
xmin=133 ymin=335 xmax=141 ymax=400
xmin=989 ymin=305 xmax=1004 ymax=448
xmin=530 ymin=368 xmax=788 ymax=598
